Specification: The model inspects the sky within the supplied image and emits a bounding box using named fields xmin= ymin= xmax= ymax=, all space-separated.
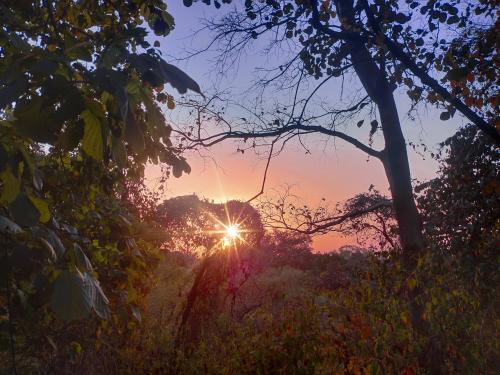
xmin=146 ymin=1 xmax=465 ymax=252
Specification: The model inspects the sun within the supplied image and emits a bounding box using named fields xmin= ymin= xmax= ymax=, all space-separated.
xmin=225 ymin=224 xmax=239 ymax=238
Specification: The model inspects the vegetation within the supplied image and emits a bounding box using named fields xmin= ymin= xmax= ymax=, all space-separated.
xmin=1 ymin=1 xmax=498 ymax=374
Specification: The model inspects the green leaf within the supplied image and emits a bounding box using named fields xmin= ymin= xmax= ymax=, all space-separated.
xmin=28 ymin=195 xmax=50 ymax=223
xmin=74 ymin=244 xmax=93 ymax=272
xmin=65 ymin=34 xmax=92 ymax=61
xmin=407 ymin=278 xmax=417 ymax=290
xmin=51 ymin=270 xmax=92 ymax=321
xmin=0 ymin=215 xmax=22 ymax=234
xmin=9 ymin=193 xmax=40 ymax=227
xmin=81 ymin=110 xmax=103 ymax=160
xmin=60 ymin=120 xmax=84 ymax=151
xmin=0 ymin=169 xmax=20 ymax=204
xmin=84 ymin=273 xmax=110 ymax=320
xmin=14 ymin=96 xmax=58 ymax=143
xmin=0 ymin=145 xmax=8 ymax=172
xmin=8 ymin=32 xmax=30 ymax=51
xmin=9 ymin=244 xmax=36 ymax=270
xmin=99 ymin=46 xmax=124 ymax=68
xmin=32 ymin=226 xmax=65 ymax=258
xmin=111 ymin=136 xmax=128 ymax=168
xmin=0 ymin=77 xmax=28 ymax=110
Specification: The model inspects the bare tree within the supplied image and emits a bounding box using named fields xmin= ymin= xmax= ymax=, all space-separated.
xmin=258 ymin=186 xmax=397 ymax=251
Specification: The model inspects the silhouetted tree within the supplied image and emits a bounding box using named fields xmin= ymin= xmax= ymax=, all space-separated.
xmin=179 ymin=0 xmax=499 ymax=264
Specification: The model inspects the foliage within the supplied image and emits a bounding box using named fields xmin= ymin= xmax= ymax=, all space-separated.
xmin=1 ymin=1 xmax=498 ymax=373
xmin=231 ymin=0 xmax=499 ymax=131
xmin=156 ymin=194 xmax=264 ymax=255
xmin=416 ymin=125 xmax=500 ymax=289
xmin=98 ymin=244 xmax=498 ymax=375
xmin=0 ymin=0 xmax=202 ymax=372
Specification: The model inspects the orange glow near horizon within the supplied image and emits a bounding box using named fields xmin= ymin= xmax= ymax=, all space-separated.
xmin=146 ymin=134 xmax=446 ymax=252
xmin=146 ymin=141 xmax=388 ymax=252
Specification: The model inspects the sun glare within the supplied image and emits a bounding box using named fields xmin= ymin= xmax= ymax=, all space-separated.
xmin=226 ymin=224 xmax=239 ymax=238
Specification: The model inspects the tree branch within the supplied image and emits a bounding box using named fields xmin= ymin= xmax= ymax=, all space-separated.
xmin=180 ymin=123 xmax=382 ymax=159
xmin=283 ymin=200 xmax=393 ymax=235
xmin=310 ymin=0 xmax=500 ymax=143
xmin=246 ymin=140 xmax=275 ymax=203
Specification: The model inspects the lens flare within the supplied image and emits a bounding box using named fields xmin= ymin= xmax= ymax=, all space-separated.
xmin=226 ymin=224 xmax=239 ymax=238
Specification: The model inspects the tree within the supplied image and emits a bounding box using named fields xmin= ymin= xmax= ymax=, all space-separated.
xmin=156 ymin=194 xmax=264 ymax=254
xmin=416 ymin=125 xmax=499 ymax=287
xmin=0 ymin=1 xmax=202 ymax=371
xmin=179 ymin=0 xmax=499 ymax=265
xmin=258 ymin=186 xmax=397 ymax=251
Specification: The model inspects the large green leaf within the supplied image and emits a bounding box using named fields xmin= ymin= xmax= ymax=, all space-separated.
xmin=14 ymin=96 xmax=58 ymax=143
xmin=50 ymin=270 xmax=92 ymax=321
xmin=0 ymin=77 xmax=28 ymax=110
xmin=111 ymin=135 xmax=128 ymax=168
xmin=74 ymin=244 xmax=93 ymax=272
xmin=125 ymin=107 xmax=145 ymax=153
xmin=29 ymin=195 xmax=50 ymax=223
xmin=81 ymin=110 xmax=103 ymax=160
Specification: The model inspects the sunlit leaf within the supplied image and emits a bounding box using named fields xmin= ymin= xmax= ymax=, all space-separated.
xmin=0 ymin=169 xmax=20 ymax=204
xmin=74 ymin=244 xmax=93 ymax=272
xmin=32 ymin=226 xmax=65 ymax=258
xmin=81 ymin=110 xmax=104 ymax=160
xmin=84 ymin=273 xmax=111 ymax=320
xmin=28 ymin=195 xmax=50 ymax=223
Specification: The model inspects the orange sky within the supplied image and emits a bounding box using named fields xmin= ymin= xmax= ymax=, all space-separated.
xmin=146 ymin=129 xmax=451 ymax=251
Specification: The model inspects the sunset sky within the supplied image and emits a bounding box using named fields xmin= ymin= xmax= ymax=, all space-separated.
xmin=147 ymin=1 xmax=464 ymax=251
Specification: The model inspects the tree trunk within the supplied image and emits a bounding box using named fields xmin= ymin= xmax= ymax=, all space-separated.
xmin=337 ymin=0 xmax=424 ymax=258
xmin=335 ymin=3 xmax=441 ymax=371
xmin=377 ymin=93 xmax=425 ymax=257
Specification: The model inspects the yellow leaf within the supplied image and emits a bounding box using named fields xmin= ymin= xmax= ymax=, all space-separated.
xmin=0 ymin=169 xmax=21 ymax=204
xmin=81 ymin=110 xmax=103 ymax=160
xmin=0 ymin=169 xmax=20 ymax=204
xmin=29 ymin=195 xmax=51 ymax=223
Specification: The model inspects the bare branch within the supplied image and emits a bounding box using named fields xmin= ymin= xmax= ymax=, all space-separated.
xmin=246 ymin=140 xmax=275 ymax=203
